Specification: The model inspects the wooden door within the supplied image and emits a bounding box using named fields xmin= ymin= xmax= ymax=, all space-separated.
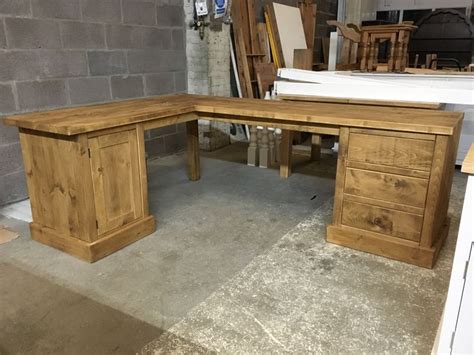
xmin=88 ymin=129 xmax=143 ymax=235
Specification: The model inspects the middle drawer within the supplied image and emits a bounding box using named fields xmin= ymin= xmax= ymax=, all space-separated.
xmin=344 ymin=168 xmax=429 ymax=208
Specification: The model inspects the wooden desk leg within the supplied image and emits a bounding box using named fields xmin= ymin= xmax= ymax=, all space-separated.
xmin=360 ymin=31 xmax=369 ymax=71
xmin=401 ymin=33 xmax=410 ymax=71
xmin=388 ymin=33 xmax=396 ymax=72
xmin=186 ymin=120 xmax=201 ymax=181
xmin=367 ymin=35 xmax=376 ymax=72
xmin=395 ymin=29 xmax=405 ymax=72
xmin=311 ymin=134 xmax=322 ymax=161
xmin=280 ymin=129 xmax=293 ymax=178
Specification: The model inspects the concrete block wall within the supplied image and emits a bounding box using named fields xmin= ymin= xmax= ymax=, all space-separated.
xmin=0 ymin=0 xmax=187 ymax=206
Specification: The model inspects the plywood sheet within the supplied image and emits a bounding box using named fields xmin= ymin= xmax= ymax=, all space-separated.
xmin=272 ymin=3 xmax=307 ymax=68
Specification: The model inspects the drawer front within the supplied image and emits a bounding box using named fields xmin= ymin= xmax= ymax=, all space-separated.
xmin=344 ymin=168 xmax=429 ymax=208
xmin=342 ymin=200 xmax=423 ymax=242
xmin=348 ymin=132 xmax=435 ymax=172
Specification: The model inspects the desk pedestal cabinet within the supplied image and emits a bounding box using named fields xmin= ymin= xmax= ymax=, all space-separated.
xmin=5 ymin=94 xmax=462 ymax=267
xmin=19 ymin=125 xmax=156 ymax=262
xmin=328 ymin=127 xmax=460 ymax=268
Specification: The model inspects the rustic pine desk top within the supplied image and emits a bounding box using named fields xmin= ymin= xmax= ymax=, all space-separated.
xmin=4 ymin=93 xmax=462 ymax=136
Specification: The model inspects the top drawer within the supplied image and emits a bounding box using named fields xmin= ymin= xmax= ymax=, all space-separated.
xmin=348 ymin=131 xmax=435 ymax=172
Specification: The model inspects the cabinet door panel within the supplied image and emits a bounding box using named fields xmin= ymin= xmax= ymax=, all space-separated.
xmin=89 ymin=130 xmax=143 ymax=235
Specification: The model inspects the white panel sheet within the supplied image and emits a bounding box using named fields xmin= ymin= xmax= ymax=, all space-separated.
xmin=272 ymin=3 xmax=307 ymax=68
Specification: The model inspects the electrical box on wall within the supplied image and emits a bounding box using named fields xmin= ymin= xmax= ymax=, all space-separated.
xmin=195 ymin=0 xmax=208 ymax=16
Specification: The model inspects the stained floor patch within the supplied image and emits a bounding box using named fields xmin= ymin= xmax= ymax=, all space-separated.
xmin=0 ymin=263 xmax=164 ymax=355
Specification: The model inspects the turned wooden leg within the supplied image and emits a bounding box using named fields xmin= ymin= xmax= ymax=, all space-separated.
xmin=259 ymin=127 xmax=270 ymax=168
xmin=311 ymin=134 xmax=322 ymax=161
xmin=268 ymin=128 xmax=276 ymax=164
xmin=186 ymin=120 xmax=200 ymax=181
xmin=275 ymin=129 xmax=282 ymax=163
xmin=247 ymin=125 xmax=259 ymax=167
xmin=280 ymin=129 xmax=293 ymax=178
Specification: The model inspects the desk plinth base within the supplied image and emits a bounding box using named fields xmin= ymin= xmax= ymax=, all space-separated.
xmin=30 ymin=216 xmax=156 ymax=262
xmin=327 ymin=218 xmax=449 ymax=269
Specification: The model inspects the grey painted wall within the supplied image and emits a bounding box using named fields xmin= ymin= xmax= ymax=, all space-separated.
xmin=0 ymin=0 xmax=187 ymax=206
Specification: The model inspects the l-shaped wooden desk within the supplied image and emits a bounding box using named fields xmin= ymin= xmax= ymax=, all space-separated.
xmin=3 ymin=94 xmax=463 ymax=268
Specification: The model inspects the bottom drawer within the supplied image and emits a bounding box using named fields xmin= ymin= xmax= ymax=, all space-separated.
xmin=341 ymin=200 xmax=423 ymax=242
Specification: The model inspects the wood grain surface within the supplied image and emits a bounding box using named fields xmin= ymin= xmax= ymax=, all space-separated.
xmin=4 ymin=94 xmax=462 ymax=136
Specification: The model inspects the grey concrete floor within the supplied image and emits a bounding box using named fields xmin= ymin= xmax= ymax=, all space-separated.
xmin=0 ymin=142 xmax=466 ymax=354
xmin=142 ymin=162 xmax=467 ymax=354
xmin=0 ymin=142 xmax=337 ymax=354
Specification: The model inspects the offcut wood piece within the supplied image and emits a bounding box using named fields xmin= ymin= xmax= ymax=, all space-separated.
xmin=293 ymin=49 xmax=313 ymax=70
xmin=272 ymin=3 xmax=307 ymax=68
xmin=4 ymin=94 xmax=462 ymax=267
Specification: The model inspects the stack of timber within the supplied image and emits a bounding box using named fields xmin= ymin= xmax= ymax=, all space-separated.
xmin=230 ymin=0 xmax=317 ymax=99
xmin=231 ymin=0 xmax=263 ymax=99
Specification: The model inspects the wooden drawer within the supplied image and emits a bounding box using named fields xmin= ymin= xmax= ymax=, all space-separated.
xmin=341 ymin=200 xmax=423 ymax=242
xmin=344 ymin=168 xmax=429 ymax=208
xmin=348 ymin=132 xmax=435 ymax=172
